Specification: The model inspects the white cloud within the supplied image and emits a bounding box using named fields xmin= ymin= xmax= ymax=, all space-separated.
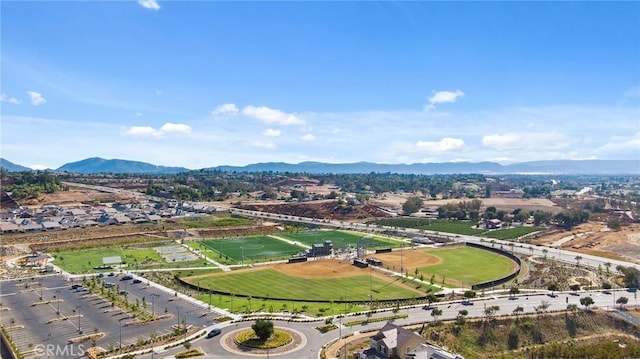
xmin=482 ymin=132 xmax=571 ymax=151
xmin=135 ymin=112 xmax=143 ymax=117
xmin=138 ymin=0 xmax=160 ymax=10
xmin=262 ymin=129 xmax=281 ymax=137
xmin=248 ymin=140 xmax=276 ymax=149
xmin=160 ymin=122 xmax=192 ymax=135
xmin=122 ymin=122 xmax=191 ymax=138
xmin=122 ymin=126 xmax=163 ymax=138
xmin=1 ymin=93 xmax=21 ymax=104
xmin=425 ymin=90 xmax=464 ymax=110
xmin=415 ymin=137 xmax=466 ymax=152
xmin=395 ymin=137 xmax=466 ymax=153
xmin=301 ymin=133 xmax=315 ymax=141
xmin=596 ymin=132 xmax=640 ymax=154
xmin=26 ymin=91 xmax=47 ymax=106
xmin=212 ymin=103 xmax=239 ymax=116
xmin=242 ymin=105 xmax=304 ymax=125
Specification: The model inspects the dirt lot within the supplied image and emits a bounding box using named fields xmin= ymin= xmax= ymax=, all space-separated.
xmin=532 ymin=222 xmax=640 ymax=263
xmin=20 ymin=187 xmax=136 ymax=207
xmin=372 ymin=248 xmax=442 ymax=271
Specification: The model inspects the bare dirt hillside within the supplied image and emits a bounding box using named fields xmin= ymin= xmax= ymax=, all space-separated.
xmin=533 ymin=222 xmax=640 ymax=263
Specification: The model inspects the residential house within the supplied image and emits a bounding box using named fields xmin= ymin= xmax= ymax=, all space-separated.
xmin=406 ymin=344 xmax=464 ymax=359
xmin=0 ymin=222 xmax=21 ymax=234
xmin=359 ymin=323 xmax=463 ymax=359
xmin=359 ymin=322 xmax=424 ymax=359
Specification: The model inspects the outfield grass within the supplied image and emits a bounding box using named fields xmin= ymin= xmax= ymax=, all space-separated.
xmin=53 ymin=246 xmax=210 ymax=273
xmin=278 ymin=230 xmax=400 ymax=250
xmin=180 ymin=216 xmax=253 ymax=228
xmin=199 ymin=236 xmax=303 ymax=263
xmin=417 ymin=246 xmax=515 ymax=286
xmin=480 ymin=226 xmax=544 ymax=240
xmin=184 ymin=268 xmax=426 ymax=302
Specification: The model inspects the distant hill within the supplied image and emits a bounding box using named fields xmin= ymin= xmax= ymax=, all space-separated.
xmin=56 ymin=157 xmax=189 ymax=174
xmin=212 ymin=160 xmax=639 ymax=175
xmin=0 ymin=158 xmax=31 ymax=172
xmin=2 ymin=157 xmax=637 ymax=174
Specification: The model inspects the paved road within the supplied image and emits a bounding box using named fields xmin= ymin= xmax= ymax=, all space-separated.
xmin=134 ymin=288 xmax=639 ymax=359
xmin=0 ymin=274 xmax=221 ymax=358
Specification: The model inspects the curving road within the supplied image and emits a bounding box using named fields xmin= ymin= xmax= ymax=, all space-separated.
xmin=58 ymin=183 xmax=640 ymax=358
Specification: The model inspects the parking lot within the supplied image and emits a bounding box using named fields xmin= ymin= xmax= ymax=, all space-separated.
xmin=0 ymin=274 xmax=222 ymax=358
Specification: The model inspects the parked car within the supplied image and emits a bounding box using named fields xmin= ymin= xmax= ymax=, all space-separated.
xmin=206 ymin=328 xmax=221 ymax=338
xmin=120 ymin=275 xmax=133 ymax=281
xmin=105 ymin=283 xmax=115 ymax=288
xmin=119 ymin=290 xmax=129 ymax=295
xmin=133 ymin=279 xmax=142 ymax=284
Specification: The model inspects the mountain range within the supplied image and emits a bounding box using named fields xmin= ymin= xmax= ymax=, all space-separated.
xmin=1 ymin=157 xmax=638 ymax=175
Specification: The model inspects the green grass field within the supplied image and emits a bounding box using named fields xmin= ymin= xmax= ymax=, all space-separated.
xmin=417 ymin=246 xmax=515 ymax=286
xmin=199 ymin=236 xmax=303 ymax=263
xmin=195 ymin=292 xmax=367 ymax=316
xmin=184 ymin=268 xmax=425 ymax=302
xmin=53 ymin=246 xmax=209 ymax=273
xmin=480 ymin=226 xmax=544 ymax=240
xmin=371 ymin=218 xmax=486 ymax=236
xmin=278 ymin=230 xmax=400 ymax=249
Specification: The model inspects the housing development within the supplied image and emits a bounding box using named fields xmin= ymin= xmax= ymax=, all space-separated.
xmin=1 ymin=165 xmax=640 ymax=359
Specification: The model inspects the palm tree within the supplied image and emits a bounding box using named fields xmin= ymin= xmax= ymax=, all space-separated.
xmin=542 ymin=248 xmax=548 ymax=260
xmin=575 ymin=255 xmax=582 ymax=267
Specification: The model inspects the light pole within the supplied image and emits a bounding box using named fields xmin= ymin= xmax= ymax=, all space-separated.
xmin=55 ymin=290 xmax=60 ymax=316
xmin=151 ymin=293 xmax=159 ymax=319
xmin=76 ymin=305 xmax=82 ymax=333
xmin=176 ymin=307 xmax=180 ymax=331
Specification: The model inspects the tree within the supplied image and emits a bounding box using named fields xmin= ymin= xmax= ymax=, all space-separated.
xmin=463 ymin=290 xmax=476 ymax=299
xmin=569 ymin=284 xmax=581 ymax=292
xmin=402 ymin=196 xmax=424 ymax=215
xmin=509 ymin=287 xmax=520 ymax=298
xmin=617 ymin=296 xmax=629 ymax=309
xmin=513 ymin=305 xmax=524 ymax=319
xmin=431 ymin=308 xmax=443 ymax=324
xmin=616 ymin=266 xmax=640 ymax=288
xmin=251 ymin=319 xmax=274 ymax=341
xmin=580 ymin=296 xmax=594 ymax=310
xmin=575 ymin=255 xmax=582 ymax=267
xmin=607 ymin=218 xmax=621 ymax=231
xmin=547 ymin=283 xmax=559 ymax=292
xmin=484 ymin=305 xmax=500 ymax=321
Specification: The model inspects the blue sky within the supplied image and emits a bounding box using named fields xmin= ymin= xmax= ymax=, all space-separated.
xmin=1 ymin=1 xmax=639 ymax=170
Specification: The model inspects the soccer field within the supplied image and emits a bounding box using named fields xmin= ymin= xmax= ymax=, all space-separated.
xmin=200 ymin=236 xmax=303 ymax=263
xmin=279 ymin=230 xmax=399 ymax=250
